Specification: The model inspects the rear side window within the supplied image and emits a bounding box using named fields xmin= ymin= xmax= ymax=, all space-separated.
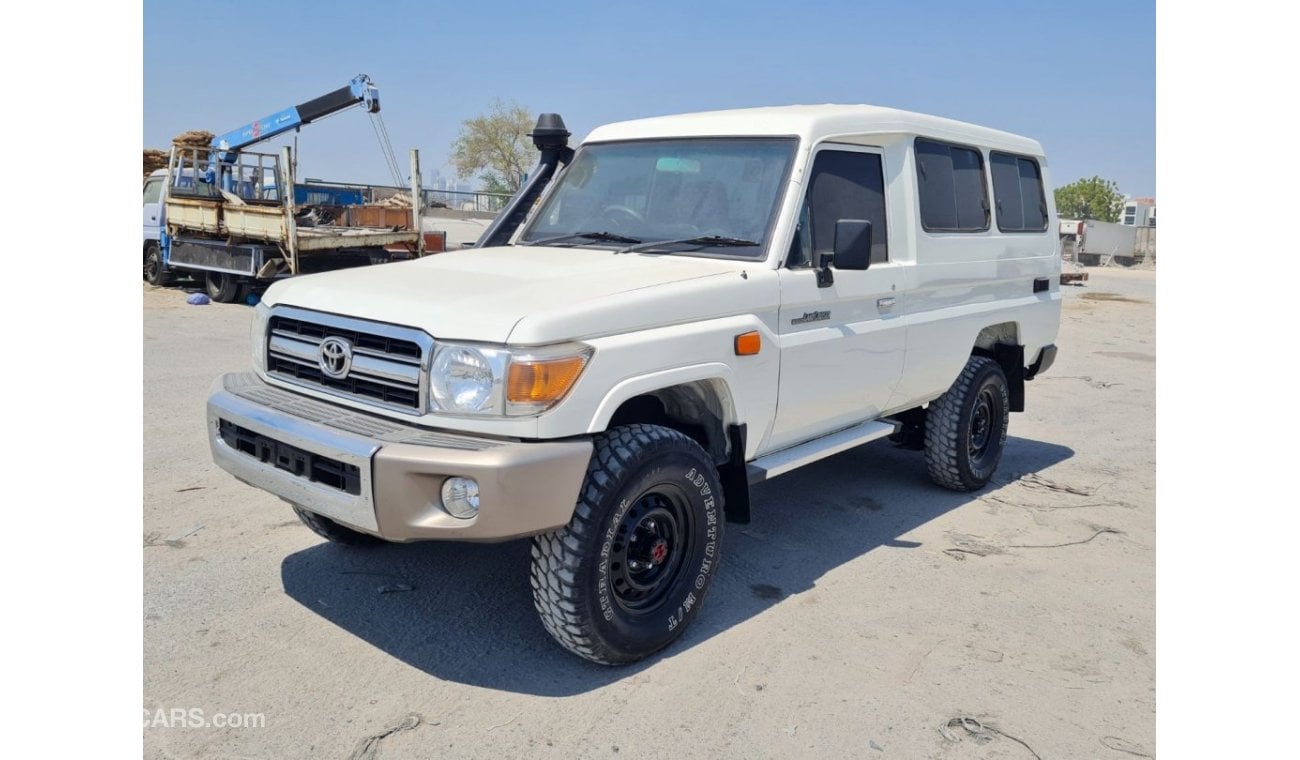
xmin=915 ymin=138 xmax=988 ymax=232
xmin=788 ymin=149 xmax=889 ymax=267
xmin=990 ymin=152 xmax=1049 ymax=232
xmin=143 ymin=178 xmax=163 ymax=204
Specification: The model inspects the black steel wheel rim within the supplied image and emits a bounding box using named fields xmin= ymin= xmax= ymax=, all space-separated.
xmin=969 ymin=387 xmax=996 ymax=462
xmin=609 ymin=484 xmax=693 ymax=613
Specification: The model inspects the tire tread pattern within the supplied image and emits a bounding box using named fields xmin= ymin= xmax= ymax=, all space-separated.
xmin=924 ymin=355 xmax=1006 ymax=492
xmin=530 ymin=424 xmax=711 ymax=665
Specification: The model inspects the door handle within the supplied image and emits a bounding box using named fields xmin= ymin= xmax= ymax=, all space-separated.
xmin=877 ymin=297 xmax=896 ymax=310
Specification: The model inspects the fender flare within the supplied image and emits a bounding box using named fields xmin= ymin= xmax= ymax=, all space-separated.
xmin=586 ymin=363 xmax=741 ymax=434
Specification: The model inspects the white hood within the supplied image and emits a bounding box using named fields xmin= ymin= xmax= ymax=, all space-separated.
xmin=263 ymin=246 xmax=763 ymax=344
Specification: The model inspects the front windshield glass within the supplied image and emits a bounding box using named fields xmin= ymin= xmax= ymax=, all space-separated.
xmin=519 ymin=138 xmax=796 ymax=258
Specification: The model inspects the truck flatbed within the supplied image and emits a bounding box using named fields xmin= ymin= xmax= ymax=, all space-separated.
xmin=165 ymin=196 xmax=418 ymax=252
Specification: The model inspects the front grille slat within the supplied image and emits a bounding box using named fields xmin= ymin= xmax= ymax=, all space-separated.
xmin=272 ymin=317 xmax=422 ymax=359
xmin=266 ymin=310 xmax=430 ymax=413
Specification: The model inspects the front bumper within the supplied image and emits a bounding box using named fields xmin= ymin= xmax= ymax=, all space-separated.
xmin=207 ymin=373 xmax=593 ymax=542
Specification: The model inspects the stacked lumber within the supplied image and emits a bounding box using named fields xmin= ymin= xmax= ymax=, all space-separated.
xmin=143 ymin=129 xmax=216 ymax=178
xmin=376 ymin=193 xmax=413 ymax=208
xmin=170 ymin=130 xmax=215 ymax=167
xmin=143 ymin=149 xmax=168 ymax=178
xmin=172 ymin=130 xmax=215 ymax=149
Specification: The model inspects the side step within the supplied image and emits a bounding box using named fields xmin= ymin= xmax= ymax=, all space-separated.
xmin=747 ymin=419 xmax=900 ymax=485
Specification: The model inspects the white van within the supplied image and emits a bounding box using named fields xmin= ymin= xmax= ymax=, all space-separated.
xmin=207 ymin=105 xmax=1060 ymax=664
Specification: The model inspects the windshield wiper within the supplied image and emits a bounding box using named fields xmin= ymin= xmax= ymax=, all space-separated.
xmin=617 ymin=235 xmax=760 ymax=254
xmin=528 ymin=231 xmax=642 ymax=247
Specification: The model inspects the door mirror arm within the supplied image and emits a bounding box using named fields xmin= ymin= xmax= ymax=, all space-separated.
xmin=814 ymin=252 xmax=834 ymax=288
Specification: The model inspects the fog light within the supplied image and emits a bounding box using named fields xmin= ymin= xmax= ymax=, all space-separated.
xmin=441 ymin=477 xmax=480 ymax=519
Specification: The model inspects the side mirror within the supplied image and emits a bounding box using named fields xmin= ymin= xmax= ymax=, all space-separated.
xmin=833 ymin=219 xmax=873 ymax=271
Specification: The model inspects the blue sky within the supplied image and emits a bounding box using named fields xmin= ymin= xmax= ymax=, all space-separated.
xmin=144 ymin=0 xmax=1154 ymax=196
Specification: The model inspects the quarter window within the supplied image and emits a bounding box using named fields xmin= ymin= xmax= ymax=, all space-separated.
xmin=990 ymin=152 xmax=1049 ymax=232
xmin=915 ymin=138 xmax=989 ymax=232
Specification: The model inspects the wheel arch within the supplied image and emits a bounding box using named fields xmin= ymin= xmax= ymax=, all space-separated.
xmin=590 ymin=366 xmax=750 ymax=525
xmin=594 ymin=372 xmax=738 ymax=466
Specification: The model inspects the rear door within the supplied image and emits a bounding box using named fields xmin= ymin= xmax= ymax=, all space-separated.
xmin=143 ymin=176 xmax=164 ymax=243
xmin=767 ymin=145 xmax=906 ymax=452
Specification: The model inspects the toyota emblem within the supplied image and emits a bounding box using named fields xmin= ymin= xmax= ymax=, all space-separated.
xmin=318 ymin=336 xmax=353 ymax=379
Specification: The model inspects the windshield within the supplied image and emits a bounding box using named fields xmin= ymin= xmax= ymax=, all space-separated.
xmin=519 ymin=138 xmax=795 ymax=258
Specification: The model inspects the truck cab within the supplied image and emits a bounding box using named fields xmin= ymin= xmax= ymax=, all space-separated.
xmin=206 ymin=105 xmax=1061 ymax=665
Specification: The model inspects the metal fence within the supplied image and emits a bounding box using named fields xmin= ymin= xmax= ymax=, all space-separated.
xmin=300 ymin=179 xmax=511 ymax=214
xmin=424 ymin=189 xmax=511 ymax=214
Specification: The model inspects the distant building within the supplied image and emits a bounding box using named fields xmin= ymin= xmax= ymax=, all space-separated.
xmin=1121 ymin=197 xmax=1156 ymax=227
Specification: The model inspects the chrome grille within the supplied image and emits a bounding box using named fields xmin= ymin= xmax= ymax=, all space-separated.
xmin=265 ymin=307 xmax=432 ymax=413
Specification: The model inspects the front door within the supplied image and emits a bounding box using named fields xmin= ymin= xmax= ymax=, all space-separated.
xmin=767 ymin=145 xmax=906 ymax=452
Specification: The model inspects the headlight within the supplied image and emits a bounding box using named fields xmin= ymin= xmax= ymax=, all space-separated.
xmin=250 ymin=302 xmax=271 ymax=372
xmin=429 ymin=345 xmax=507 ymax=414
xmin=428 ymin=341 xmax=590 ymax=416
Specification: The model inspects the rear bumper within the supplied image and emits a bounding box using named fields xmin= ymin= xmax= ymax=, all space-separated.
xmin=1027 ymin=344 xmax=1058 ymax=380
xmin=207 ymin=373 xmax=592 ymax=542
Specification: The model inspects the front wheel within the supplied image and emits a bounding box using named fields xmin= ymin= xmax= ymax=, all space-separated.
xmin=531 ymin=424 xmax=724 ymax=665
xmin=144 ymin=243 xmax=171 ymax=286
xmin=924 ymin=355 xmax=1010 ymax=491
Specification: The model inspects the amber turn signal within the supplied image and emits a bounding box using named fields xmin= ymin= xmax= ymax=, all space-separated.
xmin=506 ymin=355 xmax=589 ymax=406
xmin=734 ymin=331 xmax=762 ymax=356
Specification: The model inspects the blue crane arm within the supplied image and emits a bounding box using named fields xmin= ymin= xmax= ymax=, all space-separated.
xmin=210 ymin=74 xmax=380 ymax=152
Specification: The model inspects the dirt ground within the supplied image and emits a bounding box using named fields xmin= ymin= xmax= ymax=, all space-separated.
xmin=143 ymin=268 xmax=1156 ymax=759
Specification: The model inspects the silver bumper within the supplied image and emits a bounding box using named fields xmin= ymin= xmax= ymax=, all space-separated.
xmin=206 ymin=373 xmax=593 ymax=542
xmin=208 ymin=376 xmax=383 ymax=532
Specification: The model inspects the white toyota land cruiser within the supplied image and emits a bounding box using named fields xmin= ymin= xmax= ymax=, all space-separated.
xmin=207 ymin=105 xmax=1060 ymax=665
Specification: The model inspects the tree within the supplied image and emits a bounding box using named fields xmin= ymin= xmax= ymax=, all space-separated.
xmin=1053 ymin=176 xmax=1125 ymax=222
xmin=450 ymin=99 xmax=535 ymax=195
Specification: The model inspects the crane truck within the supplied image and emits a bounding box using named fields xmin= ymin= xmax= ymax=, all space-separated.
xmin=143 ymin=75 xmax=424 ymax=302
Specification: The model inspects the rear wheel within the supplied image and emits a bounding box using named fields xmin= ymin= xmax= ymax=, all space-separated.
xmin=924 ymin=355 xmax=1010 ymax=491
xmin=144 ymin=243 xmax=171 ymax=286
xmin=531 ymin=424 xmax=724 ymax=665
xmin=205 ymin=271 xmax=247 ymax=303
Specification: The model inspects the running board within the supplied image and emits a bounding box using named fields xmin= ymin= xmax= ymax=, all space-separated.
xmin=747 ymin=419 xmax=900 ymax=485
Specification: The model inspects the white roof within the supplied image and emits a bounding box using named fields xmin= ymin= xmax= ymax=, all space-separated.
xmin=583 ymin=104 xmax=1044 ymax=156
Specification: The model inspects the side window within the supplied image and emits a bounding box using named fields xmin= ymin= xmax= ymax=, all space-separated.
xmin=787 ymin=149 xmax=888 ymax=267
xmin=915 ymin=138 xmax=989 ymax=232
xmin=143 ymin=178 xmax=163 ymax=204
xmin=990 ymin=152 xmax=1049 ymax=232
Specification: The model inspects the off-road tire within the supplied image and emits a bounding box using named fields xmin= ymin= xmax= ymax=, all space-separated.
xmin=144 ymin=243 xmax=171 ymax=287
xmin=924 ymin=355 xmax=1010 ymax=491
xmin=531 ymin=424 xmax=724 ymax=665
xmin=291 ymin=504 xmax=383 ymax=546
xmin=205 ymin=271 xmax=247 ymax=303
